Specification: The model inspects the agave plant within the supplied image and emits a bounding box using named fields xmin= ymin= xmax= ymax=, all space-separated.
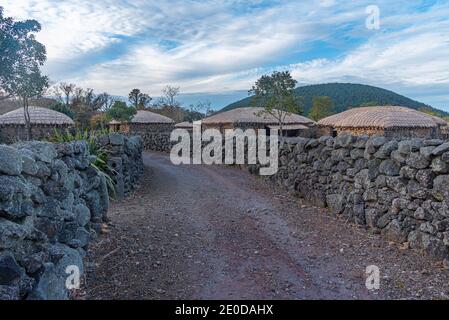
xmin=51 ymin=128 xmax=117 ymax=199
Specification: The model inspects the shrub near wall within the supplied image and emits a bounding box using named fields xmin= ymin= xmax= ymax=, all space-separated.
xmin=266 ymin=134 xmax=449 ymax=261
xmin=0 ymin=134 xmax=143 ymax=300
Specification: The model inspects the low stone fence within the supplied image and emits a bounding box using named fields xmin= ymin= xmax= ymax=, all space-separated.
xmin=128 ymin=130 xmax=449 ymax=261
xmin=0 ymin=134 xmax=143 ymax=300
xmin=261 ymin=134 xmax=449 ymax=261
xmin=97 ymin=134 xmax=144 ymax=199
xmin=125 ymin=124 xmax=174 ymax=153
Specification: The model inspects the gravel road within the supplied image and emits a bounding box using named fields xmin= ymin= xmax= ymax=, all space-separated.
xmin=86 ymin=151 xmax=449 ymax=300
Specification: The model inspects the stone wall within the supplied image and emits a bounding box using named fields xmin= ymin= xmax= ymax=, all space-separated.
xmin=111 ymin=123 xmax=174 ymax=153
xmin=0 ymin=124 xmax=74 ymax=144
xmin=0 ymin=134 xmax=143 ymax=300
xmin=260 ymin=134 xmax=449 ymax=261
xmin=98 ymin=134 xmax=144 ymax=199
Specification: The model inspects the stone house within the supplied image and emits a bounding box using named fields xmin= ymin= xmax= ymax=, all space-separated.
xmin=109 ymin=110 xmax=175 ymax=151
xmin=201 ymin=107 xmax=316 ymax=137
xmin=318 ymin=106 xmax=447 ymax=139
xmin=0 ymin=106 xmax=75 ymax=144
xmin=109 ymin=110 xmax=174 ymax=133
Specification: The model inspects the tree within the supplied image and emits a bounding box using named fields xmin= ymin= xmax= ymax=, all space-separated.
xmin=95 ymin=92 xmax=115 ymax=111
xmin=128 ymin=89 xmax=141 ymax=109
xmin=8 ymin=65 xmax=49 ymax=140
xmin=69 ymin=88 xmax=112 ymax=129
xmin=90 ymin=113 xmax=109 ymax=130
xmin=53 ymin=82 xmax=76 ymax=107
xmin=0 ymin=7 xmax=48 ymax=139
xmin=158 ymin=85 xmax=180 ymax=108
xmin=106 ymin=101 xmax=136 ymax=122
xmin=129 ymin=89 xmax=152 ymax=110
xmin=249 ymin=71 xmax=302 ymax=136
xmin=138 ymin=93 xmax=152 ymax=109
xmin=187 ymin=100 xmax=213 ymax=121
xmin=0 ymin=7 xmax=46 ymax=102
xmin=309 ymin=96 xmax=335 ymax=121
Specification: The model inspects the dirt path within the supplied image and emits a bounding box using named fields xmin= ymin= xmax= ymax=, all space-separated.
xmin=86 ymin=151 xmax=449 ymax=300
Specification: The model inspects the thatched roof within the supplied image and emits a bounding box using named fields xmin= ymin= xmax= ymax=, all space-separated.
xmin=0 ymin=106 xmax=74 ymax=125
xmin=130 ymin=110 xmax=174 ymax=124
xmin=267 ymin=124 xmax=309 ymax=130
xmin=202 ymin=107 xmax=315 ymax=125
xmin=175 ymin=121 xmax=193 ymax=129
xmin=318 ymin=106 xmax=446 ymax=129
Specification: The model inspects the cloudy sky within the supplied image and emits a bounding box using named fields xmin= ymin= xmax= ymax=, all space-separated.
xmin=2 ymin=0 xmax=449 ymax=110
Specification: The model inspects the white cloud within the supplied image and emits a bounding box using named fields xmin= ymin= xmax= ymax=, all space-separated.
xmin=2 ymin=0 xmax=449 ymax=109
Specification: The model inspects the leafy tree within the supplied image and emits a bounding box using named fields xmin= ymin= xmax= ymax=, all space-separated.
xmin=249 ymin=71 xmax=302 ymax=136
xmin=0 ymin=7 xmax=46 ymax=102
xmin=129 ymin=89 xmax=152 ymax=110
xmin=70 ymin=88 xmax=112 ymax=129
xmin=7 ymin=65 xmax=49 ymax=140
xmin=0 ymin=7 xmax=48 ymax=139
xmin=106 ymin=101 xmax=136 ymax=122
xmin=309 ymin=96 xmax=335 ymax=121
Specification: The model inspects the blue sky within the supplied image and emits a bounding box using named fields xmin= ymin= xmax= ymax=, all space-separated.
xmin=3 ymin=0 xmax=449 ymax=111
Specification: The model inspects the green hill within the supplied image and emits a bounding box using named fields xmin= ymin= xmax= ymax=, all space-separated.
xmin=220 ymin=83 xmax=448 ymax=117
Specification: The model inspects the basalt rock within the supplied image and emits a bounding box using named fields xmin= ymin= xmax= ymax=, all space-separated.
xmin=0 ymin=134 xmax=143 ymax=300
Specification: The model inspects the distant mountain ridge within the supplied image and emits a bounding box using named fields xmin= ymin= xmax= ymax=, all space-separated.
xmin=220 ymin=83 xmax=448 ymax=117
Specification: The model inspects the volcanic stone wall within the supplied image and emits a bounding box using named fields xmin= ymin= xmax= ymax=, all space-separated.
xmin=264 ymin=134 xmax=449 ymax=260
xmin=128 ymin=123 xmax=174 ymax=152
xmin=0 ymin=124 xmax=74 ymax=144
xmin=0 ymin=134 xmax=142 ymax=300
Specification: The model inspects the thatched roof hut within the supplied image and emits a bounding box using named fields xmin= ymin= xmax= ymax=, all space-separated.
xmin=318 ymin=106 xmax=446 ymax=138
xmin=109 ymin=110 xmax=174 ymax=134
xmin=0 ymin=106 xmax=74 ymax=143
xmin=130 ymin=110 xmax=174 ymax=124
xmin=0 ymin=106 xmax=74 ymax=125
xmin=202 ymin=107 xmax=315 ymax=137
xmin=203 ymin=107 xmax=314 ymax=126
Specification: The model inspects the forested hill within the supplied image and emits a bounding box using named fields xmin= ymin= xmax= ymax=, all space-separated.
xmin=220 ymin=83 xmax=448 ymax=116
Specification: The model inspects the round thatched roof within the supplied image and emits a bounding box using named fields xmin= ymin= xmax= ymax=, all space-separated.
xmin=175 ymin=121 xmax=193 ymax=129
xmin=0 ymin=106 xmax=74 ymax=126
xmin=130 ymin=110 xmax=174 ymax=124
xmin=202 ymin=107 xmax=315 ymax=125
xmin=318 ymin=106 xmax=446 ymax=129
